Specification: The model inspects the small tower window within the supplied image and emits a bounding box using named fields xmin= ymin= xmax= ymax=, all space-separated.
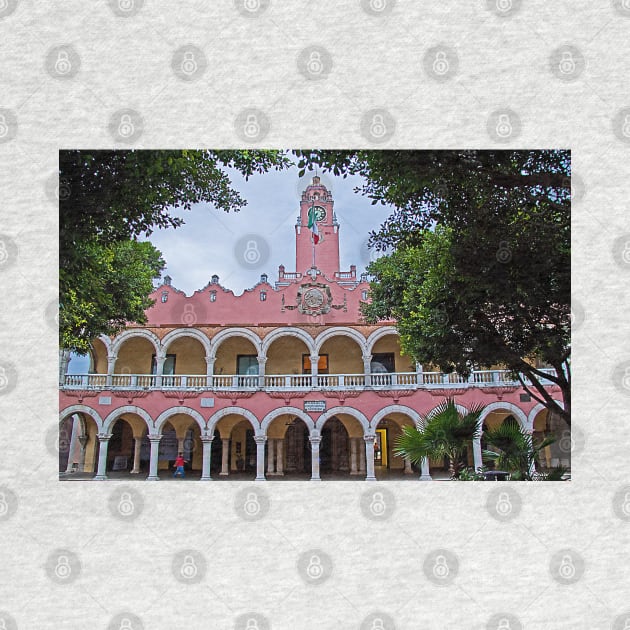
xmin=361 ymin=290 xmax=369 ymax=300
xmin=161 ymin=291 xmax=168 ymax=303
xmin=260 ymin=290 xmax=267 ymax=302
xmin=209 ymin=291 xmax=217 ymax=302
xmin=211 ymin=274 xmax=219 ymax=284
xmin=260 ymin=273 xmax=268 ymax=284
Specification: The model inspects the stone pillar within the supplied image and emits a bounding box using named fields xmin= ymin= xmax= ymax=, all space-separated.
xmin=200 ymin=435 xmax=213 ymax=481
xmin=404 ymin=456 xmax=413 ymax=475
xmin=310 ymin=435 xmax=322 ymax=481
xmin=473 ymin=436 xmax=483 ymax=472
xmin=59 ymin=349 xmax=71 ymax=386
xmin=147 ymin=434 xmax=162 ymax=481
xmin=131 ymin=437 xmax=143 ymax=474
xmin=78 ymin=435 xmax=88 ymax=473
xmin=93 ymin=433 xmax=112 ymax=480
xmin=267 ymin=439 xmax=275 ymax=475
xmin=154 ymin=353 xmax=166 ymax=387
xmin=420 ymin=457 xmax=432 ymax=481
xmin=525 ymin=428 xmax=536 ymax=477
xmin=416 ymin=362 xmax=423 ymax=386
xmin=364 ymin=434 xmax=377 ymax=481
xmin=276 ymin=439 xmax=284 ymax=475
xmin=362 ymin=354 xmax=372 ymax=387
xmin=310 ymin=353 xmax=320 ymax=388
xmin=106 ymin=355 xmax=117 ymax=387
xmin=254 ymin=435 xmax=267 ymax=481
xmin=65 ymin=415 xmax=80 ymax=472
xmin=257 ymin=356 xmax=267 ymax=389
xmin=359 ymin=439 xmax=366 ymax=473
xmin=205 ymin=356 xmax=215 ymax=388
xmin=220 ymin=436 xmax=230 ymax=476
xmin=350 ymin=438 xmax=359 ymax=475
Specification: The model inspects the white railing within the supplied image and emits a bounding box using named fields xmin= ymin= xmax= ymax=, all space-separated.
xmin=61 ymin=369 xmax=557 ymax=392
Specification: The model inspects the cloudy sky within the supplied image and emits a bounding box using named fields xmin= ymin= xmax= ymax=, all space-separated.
xmin=143 ymin=167 xmax=396 ymax=296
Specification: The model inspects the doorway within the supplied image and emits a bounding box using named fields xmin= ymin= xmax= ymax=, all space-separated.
xmin=375 ymin=428 xmax=388 ymax=468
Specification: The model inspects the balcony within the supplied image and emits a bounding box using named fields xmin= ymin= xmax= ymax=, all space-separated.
xmin=60 ymin=368 xmax=556 ymax=392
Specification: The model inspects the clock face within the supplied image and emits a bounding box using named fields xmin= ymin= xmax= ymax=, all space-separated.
xmin=312 ymin=205 xmax=326 ymax=222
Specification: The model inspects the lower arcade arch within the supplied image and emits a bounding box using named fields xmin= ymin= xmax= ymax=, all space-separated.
xmin=371 ymin=411 xmax=419 ymax=475
xmin=58 ymin=410 xmax=100 ymax=474
xmin=157 ymin=416 xmax=203 ymax=479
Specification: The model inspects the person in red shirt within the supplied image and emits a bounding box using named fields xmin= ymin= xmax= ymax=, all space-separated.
xmin=173 ymin=452 xmax=187 ymax=478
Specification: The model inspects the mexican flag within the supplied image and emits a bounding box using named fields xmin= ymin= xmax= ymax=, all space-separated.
xmin=307 ymin=204 xmax=320 ymax=245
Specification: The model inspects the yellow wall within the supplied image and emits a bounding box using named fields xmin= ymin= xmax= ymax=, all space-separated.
xmin=116 ymin=338 xmax=154 ymax=374
xmin=266 ymin=336 xmax=310 ymax=375
xmin=168 ymin=337 xmax=206 ymax=374
xmin=92 ymin=338 xmax=108 ymax=374
xmin=320 ymin=335 xmax=363 ymax=374
xmin=214 ymin=337 xmax=257 ymax=374
xmin=84 ymin=422 xmax=98 ymax=473
xmin=372 ymin=336 xmax=415 ymax=372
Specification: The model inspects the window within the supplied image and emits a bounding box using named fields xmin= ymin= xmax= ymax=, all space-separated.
xmin=260 ymin=290 xmax=267 ymax=301
xmin=302 ymin=354 xmax=329 ymax=374
xmin=371 ymin=353 xmax=395 ymax=373
xmin=209 ymin=291 xmax=216 ymax=302
xmin=237 ymin=355 xmax=259 ymax=376
xmin=161 ymin=292 xmax=168 ymax=303
xmin=151 ymin=354 xmax=176 ymax=375
xmin=361 ymin=290 xmax=368 ymax=300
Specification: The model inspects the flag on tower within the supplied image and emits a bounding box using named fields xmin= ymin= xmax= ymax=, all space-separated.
xmin=307 ymin=204 xmax=320 ymax=245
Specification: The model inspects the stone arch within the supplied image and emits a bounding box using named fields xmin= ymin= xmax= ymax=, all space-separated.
xmin=261 ymin=327 xmax=315 ymax=357
xmin=111 ymin=329 xmax=162 ymax=358
xmin=210 ymin=328 xmax=262 ymax=358
xmin=479 ymin=402 xmax=528 ymax=430
xmin=97 ymin=334 xmax=113 ymax=355
xmin=260 ymin=407 xmax=316 ymax=434
xmin=315 ymin=406 xmax=370 ymax=435
xmin=59 ymin=404 xmax=104 ymax=432
xmin=154 ymin=406 xmax=206 ymax=434
xmin=426 ymin=401 xmax=470 ymax=420
xmin=527 ymin=400 xmax=565 ymax=432
xmin=103 ymin=405 xmax=153 ymax=434
xmin=314 ymin=327 xmax=367 ymax=355
xmin=365 ymin=326 xmax=399 ymax=354
xmin=371 ymin=405 xmax=422 ymax=430
xmin=161 ymin=328 xmax=211 ymax=356
xmin=207 ymin=406 xmax=260 ymax=436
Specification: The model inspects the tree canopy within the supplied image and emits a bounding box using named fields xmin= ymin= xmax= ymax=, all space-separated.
xmin=60 ymin=150 xmax=290 ymax=353
xmin=295 ymin=150 xmax=571 ymax=424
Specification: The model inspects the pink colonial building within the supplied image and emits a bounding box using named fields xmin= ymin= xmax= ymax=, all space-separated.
xmin=59 ymin=177 xmax=565 ymax=481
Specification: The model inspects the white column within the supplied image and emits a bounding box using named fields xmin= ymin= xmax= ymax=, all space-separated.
xmin=59 ymin=349 xmax=71 ymax=386
xmin=362 ymin=354 xmax=372 ymax=387
xmin=420 ymin=457 xmax=432 ymax=481
xmin=416 ymin=362 xmax=423 ymax=385
xmin=276 ymin=439 xmax=284 ymax=475
xmin=78 ymin=435 xmax=88 ymax=472
xmin=220 ymin=436 xmax=230 ymax=476
xmin=526 ymin=428 xmax=537 ymax=477
xmin=404 ymin=456 xmax=413 ymax=475
xmin=106 ymin=355 xmax=117 ymax=387
xmin=200 ymin=435 xmax=213 ymax=481
xmin=131 ymin=437 xmax=142 ymax=474
xmin=310 ymin=353 xmax=319 ymax=388
xmin=310 ymin=435 xmax=322 ymax=481
xmin=205 ymin=356 xmax=215 ymax=387
xmin=65 ymin=415 xmax=80 ymax=472
xmin=258 ymin=356 xmax=267 ymax=388
xmin=267 ymin=439 xmax=275 ymax=475
xmin=154 ymin=354 xmax=166 ymax=387
xmin=93 ymin=433 xmax=112 ymax=480
xmin=146 ymin=435 xmax=161 ymax=481
xmin=359 ymin=439 xmax=366 ymax=473
xmin=254 ymin=435 xmax=267 ymax=481
xmin=473 ymin=436 xmax=483 ymax=472
xmin=364 ymin=434 xmax=377 ymax=481
xmin=350 ymin=438 xmax=359 ymax=475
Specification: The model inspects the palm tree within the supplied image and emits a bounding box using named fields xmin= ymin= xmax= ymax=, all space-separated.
xmin=482 ymin=417 xmax=556 ymax=480
xmin=394 ymin=398 xmax=485 ymax=479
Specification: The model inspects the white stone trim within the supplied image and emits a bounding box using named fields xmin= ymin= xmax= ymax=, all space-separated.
xmin=161 ymin=327 xmax=211 ymax=355
xmin=59 ymin=404 xmax=103 ymax=432
xmin=315 ymin=406 xmax=370 ymax=434
xmin=153 ymin=405 xmax=207 ymax=434
xmin=111 ymin=329 xmax=162 ymax=358
xmin=370 ymin=404 xmax=422 ymax=430
xmin=261 ymin=327 xmax=315 ymax=356
xmin=479 ymin=401 xmax=528 ymax=430
xmin=206 ymin=406 xmax=260 ymax=435
xmin=209 ymin=327 xmax=262 ymax=359
xmin=103 ymin=405 xmax=154 ymax=434
xmin=365 ymin=326 xmax=399 ymax=354
xmin=314 ymin=327 xmax=367 ymax=354
xmin=260 ymin=406 xmax=315 ymax=433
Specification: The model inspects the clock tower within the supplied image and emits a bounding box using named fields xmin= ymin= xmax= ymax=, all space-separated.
xmin=295 ymin=176 xmax=340 ymax=277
